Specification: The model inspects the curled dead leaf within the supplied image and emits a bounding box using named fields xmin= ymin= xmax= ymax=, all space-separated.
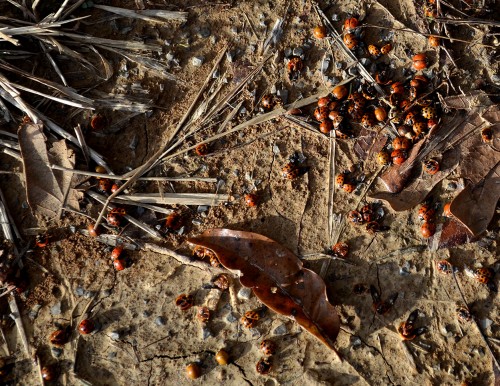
xmin=187 ymin=229 xmax=340 ymax=353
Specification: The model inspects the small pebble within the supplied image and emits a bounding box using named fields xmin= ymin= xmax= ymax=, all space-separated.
xmin=155 ymin=316 xmax=166 ymax=326
xmin=292 ymin=47 xmax=304 ymax=58
xmin=75 ymin=286 xmax=85 ymax=297
xmin=335 ymin=62 xmax=344 ymax=70
xmin=237 ymin=287 xmax=252 ymax=300
xmin=50 ymin=302 xmax=62 ymax=316
xmin=273 ymin=323 xmax=287 ymax=335
xmin=192 ymin=219 xmax=203 ymax=226
xmin=321 ymin=56 xmax=331 ymax=73
xmin=51 ymin=347 xmax=63 ymax=358
xmin=191 ymin=56 xmax=205 ymax=67
xmin=250 ymin=328 xmax=261 ymax=338
xmin=284 ymin=48 xmax=292 ymax=57
xmin=480 ymin=318 xmax=493 ymax=329
xmin=29 ymin=304 xmax=42 ymax=320
xmin=331 ymin=13 xmax=340 ymax=21
xmin=102 ymin=289 xmax=112 ymax=297
xmin=110 ymin=331 xmax=120 ymax=341
xmin=350 ymin=336 xmax=362 ymax=347
xmin=108 ymin=352 xmax=117 ymax=359
xmin=230 ymin=26 xmax=238 ymax=35
xmin=226 ymin=313 xmax=238 ymax=323
xmin=210 ymin=35 xmax=217 ymax=45
xmin=348 ymin=67 xmax=359 ymax=76
xmin=491 ymin=74 xmax=500 ymax=85
xmin=197 ymin=205 xmax=209 ymax=213
xmin=84 ymin=291 xmax=96 ymax=299
xmin=142 ymin=310 xmax=151 ymax=318
xmin=399 ymin=262 xmax=411 ymax=276
xmin=202 ymin=326 xmax=213 ymax=340
xmin=360 ymin=58 xmax=371 ymax=66
xmin=446 ymin=182 xmax=457 ymax=191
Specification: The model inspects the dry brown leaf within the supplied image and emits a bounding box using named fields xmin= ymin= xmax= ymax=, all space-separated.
xmin=187 ymin=229 xmax=340 ymax=353
xmin=371 ymin=149 xmax=459 ymax=211
xmin=354 ymin=128 xmax=388 ymax=161
xmin=448 ymin=161 xmax=500 ymax=236
xmin=49 ymin=140 xmax=80 ymax=212
xmin=18 ymin=123 xmax=75 ymax=217
xmin=438 ymin=219 xmax=475 ymax=249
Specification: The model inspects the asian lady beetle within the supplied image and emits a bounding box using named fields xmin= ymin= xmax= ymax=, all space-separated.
xmin=98 ymin=178 xmax=112 ymax=194
xmin=335 ymin=173 xmax=346 ymax=187
xmin=78 ymin=319 xmax=95 ymax=335
xmin=404 ymin=111 xmax=418 ymax=126
xmin=342 ymin=183 xmax=356 ymax=193
xmin=209 ymin=254 xmax=221 ymax=268
xmin=41 ymin=365 xmax=57 ymax=382
xmin=412 ymin=53 xmax=428 ymax=70
xmin=376 ymin=151 xmax=391 ymax=166
xmin=348 ymin=210 xmax=364 ymax=225
xmin=319 ymin=120 xmax=333 ymax=134
xmin=195 ymin=143 xmax=209 ymax=156
xmin=282 ymin=163 xmax=300 ymax=180
xmin=428 ymin=35 xmax=440 ymax=47
xmin=361 ymin=112 xmax=376 ymax=129
xmin=111 ymin=183 xmax=120 ymax=194
xmin=317 ymin=96 xmax=330 ymax=108
xmin=87 ymin=224 xmax=101 ymax=237
xmin=424 ymin=5 xmax=437 ymax=18
xmin=361 ymin=85 xmax=377 ymax=100
xmin=410 ymin=75 xmax=429 ymax=89
xmin=361 ymin=204 xmax=376 ymax=223
xmin=90 ymin=113 xmax=107 ymax=131
xmin=328 ymin=110 xmax=343 ymax=127
xmin=481 ymin=128 xmax=493 ymax=143
xmin=244 ymin=193 xmax=259 ymax=207
xmin=165 ymin=212 xmax=184 ymax=231
xmin=313 ymin=106 xmax=329 ymax=122
xmin=49 ymin=328 xmax=69 ymax=346
xmin=413 ymin=121 xmax=427 ymax=137
xmin=260 ymin=340 xmax=277 ymax=356
xmin=111 ymin=246 xmax=123 ymax=260
xmin=456 ymin=306 xmax=472 ymax=322
xmin=389 ymin=93 xmax=402 ymax=108
xmin=409 ymin=86 xmax=418 ymax=102
xmin=420 ymin=221 xmax=436 ymax=238
xmin=368 ymin=44 xmax=380 ymax=57
xmin=398 ymin=309 xmax=427 ymax=340
xmin=256 ymin=357 xmax=272 ymax=375
xmin=35 ymin=234 xmax=49 ymax=248
xmin=343 ymin=17 xmax=359 ymax=32
xmin=398 ymin=125 xmax=414 ymax=139
xmin=374 ymin=107 xmax=387 ymax=122
xmin=418 ymin=204 xmax=436 ymax=222
xmin=331 ymin=242 xmax=349 ymax=258
xmin=107 ymin=209 xmax=125 ymax=227
xmin=212 ymin=274 xmax=229 ymax=290
xmin=287 ymin=56 xmax=303 ymax=81
xmin=421 ymin=106 xmax=437 ymax=119
xmin=366 ymin=221 xmax=386 ymax=234
xmin=391 ymin=82 xmax=404 ymax=94
xmin=313 ymin=25 xmax=327 ymax=39
xmin=186 ymin=363 xmax=201 ymax=380
xmin=436 ymin=259 xmax=453 ymax=275
xmin=348 ymin=104 xmax=364 ymax=122
xmin=375 ymin=71 xmax=392 ymax=85
xmin=465 ymin=266 xmax=495 ymax=288
xmin=332 ymin=85 xmax=348 ymax=100
xmin=241 ymin=310 xmax=260 ymax=328
xmin=215 ymin=349 xmax=230 ymax=365
xmin=113 ymin=258 xmax=126 ymax=271
xmin=391 ymin=149 xmax=407 ymax=165
xmin=380 ymin=43 xmax=392 ymax=54
xmin=343 ymin=33 xmax=358 ymax=49
xmin=392 ymin=136 xmax=411 ymax=150
xmin=261 ymin=94 xmax=275 ymax=109
xmin=197 ymin=306 xmax=211 ymax=323
xmin=349 ymin=92 xmax=367 ymax=109
xmin=175 ymin=294 xmax=194 ymax=311
xmin=427 ymin=118 xmax=439 ymax=130
xmin=423 ymin=159 xmax=440 ymax=175
xmin=370 ymin=285 xmax=398 ymax=315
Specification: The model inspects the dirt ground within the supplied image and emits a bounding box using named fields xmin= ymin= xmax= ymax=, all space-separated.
xmin=0 ymin=0 xmax=499 ymax=385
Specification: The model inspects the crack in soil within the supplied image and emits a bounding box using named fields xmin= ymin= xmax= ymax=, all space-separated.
xmin=232 ymin=361 xmax=254 ymax=386
xmin=140 ymin=349 xmax=215 ymax=363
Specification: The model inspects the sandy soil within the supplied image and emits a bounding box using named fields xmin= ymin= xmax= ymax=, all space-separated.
xmin=0 ymin=0 xmax=499 ymax=385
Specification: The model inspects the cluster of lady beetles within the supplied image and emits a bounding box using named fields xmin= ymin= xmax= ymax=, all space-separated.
xmin=111 ymin=246 xmax=127 ymax=271
xmin=436 ymin=259 xmax=497 ymax=293
xmin=193 ymin=245 xmax=221 ymax=267
xmin=417 ymin=201 xmax=437 ymax=238
xmin=347 ymin=203 xmax=388 ymax=234
xmin=397 ymin=309 xmax=428 ymax=340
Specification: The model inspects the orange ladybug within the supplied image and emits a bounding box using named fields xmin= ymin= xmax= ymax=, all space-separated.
xmin=380 ymin=43 xmax=392 ymax=54
xmin=376 ymin=151 xmax=391 ymax=165
xmin=175 ymin=294 xmax=194 ymax=311
xmin=98 ymin=178 xmax=112 ymax=194
xmin=90 ymin=113 xmax=107 ymax=131
xmin=282 ymin=163 xmax=300 ymax=179
xmin=368 ymin=44 xmax=380 ymax=57
xmin=313 ymin=25 xmax=327 ymax=39
xmin=436 ymin=259 xmax=453 ymax=275
xmin=392 ymin=136 xmax=411 ymax=150
xmin=374 ymin=107 xmax=387 ymax=122
xmin=287 ymin=56 xmax=303 ymax=81
xmin=165 ymin=212 xmax=184 ymax=231
xmin=443 ymin=202 xmax=452 ymax=217
xmin=412 ymin=53 xmax=428 ymax=70
xmin=241 ymin=310 xmax=260 ymax=328
xmin=423 ymin=159 xmax=440 ymax=175
xmin=78 ymin=319 xmax=95 ymax=335
xmin=331 ymin=242 xmax=349 ymax=258
xmin=481 ymin=128 xmax=493 ymax=143
xmin=260 ymin=340 xmax=277 ymax=356
xmin=319 ymin=120 xmax=333 ymax=134
xmin=421 ymin=221 xmax=436 ymax=238
xmin=261 ymin=94 xmax=275 ymax=109
xmin=413 ymin=121 xmax=427 ymax=137
xmin=332 ymin=85 xmax=348 ymax=100
xmin=410 ymin=75 xmax=429 ymax=89
xmin=244 ymin=193 xmax=259 ymax=207
xmin=35 ymin=234 xmax=49 ymax=248
xmin=335 ymin=173 xmax=346 ymax=187
xmin=317 ymin=96 xmax=330 ymax=107
xmin=256 ymin=357 xmax=273 ymax=375
xmin=421 ymin=106 xmax=437 ymax=119
xmin=195 ymin=143 xmax=210 ymax=156
xmin=343 ymin=33 xmax=358 ymax=49
xmin=348 ymin=210 xmax=364 ymax=225
xmin=111 ymin=246 xmax=123 ymax=260
xmin=343 ymin=17 xmax=359 ymax=32
xmin=428 ymin=35 xmax=440 ymax=47
xmin=391 ymin=149 xmax=407 ymax=165
xmin=342 ymin=183 xmax=356 ymax=193
xmin=314 ymin=106 xmax=329 ymax=122
xmin=391 ymin=82 xmax=404 ymax=94
xmin=418 ymin=204 xmax=436 ymax=222
xmin=113 ymin=258 xmax=126 ymax=271
xmin=361 ymin=112 xmax=376 ymax=129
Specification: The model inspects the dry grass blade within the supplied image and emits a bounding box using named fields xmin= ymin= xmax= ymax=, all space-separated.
xmin=0 ymin=74 xmax=39 ymax=123
xmin=60 ymin=31 xmax=161 ymax=52
xmin=93 ymin=5 xmax=188 ymax=23
xmin=8 ymin=293 xmax=30 ymax=357
xmin=435 ymin=17 xmax=500 ymax=27
xmin=113 ymin=193 xmax=228 ymax=206
xmin=86 ymin=191 xmax=163 ymax=239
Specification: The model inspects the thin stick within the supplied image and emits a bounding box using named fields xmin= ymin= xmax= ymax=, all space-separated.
xmin=143 ymin=243 xmax=226 ymax=274
xmin=8 ymin=293 xmax=30 ymax=357
xmin=49 ymin=164 xmax=217 ymax=182
xmin=74 ymin=124 xmax=90 ymax=168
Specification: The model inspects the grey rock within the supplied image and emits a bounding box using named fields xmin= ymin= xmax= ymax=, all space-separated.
xmin=230 ymin=26 xmax=238 ymax=35
xmin=250 ymin=328 xmax=261 ymax=338
xmin=84 ymin=290 xmax=96 ymax=299
xmin=108 ymin=351 xmax=117 ymax=359
xmin=192 ymin=219 xmax=203 ymax=226
xmin=75 ymin=286 xmax=85 ymax=297
xmin=110 ymin=331 xmax=120 ymax=341
xmin=29 ymin=304 xmax=42 ymax=320
xmin=198 ymin=27 xmax=211 ymax=38
xmin=284 ymin=48 xmax=292 ymax=58
xmin=360 ymin=58 xmax=371 ymax=66
xmin=335 ymin=61 xmax=344 ymax=70
xmin=447 ymin=182 xmax=457 ymax=191
xmin=320 ymin=56 xmax=331 ymax=73
xmin=50 ymin=302 xmax=62 ymax=316
xmin=491 ymin=74 xmax=500 ymax=85
xmin=202 ymin=326 xmax=213 ymax=340
xmin=331 ymin=13 xmax=340 ymax=21
xmin=277 ymin=88 xmax=289 ymax=104
xmin=226 ymin=312 xmax=238 ymax=323
xmin=237 ymin=287 xmax=252 ymax=300
xmin=273 ymin=323 xmax=287 ymax=335
xmin=197 ymin=205 xmax=209 ymax=213
xmin=348 ymin=67 xmax=359 ymax=76
xmin=328 ymin=77 xmax=340 ymax=86
xmin=350 ymin=336 xmax=362 ymax=347
xmin=212 ymin=69 xmax=220 ymax=78
xmin=292 ymin=47 xmax=304 ymax=58
xmin=142 ymin=310 xmax=151 ymax=318
xmin=480 ymin=318 xmax=493 ymax=329
xmin=51 ymin=347 xmax=63 ymax=358
xmin=102 ymin=289 xmax=112 ymax=297
xmin=165 ymin=52 xmax=175 ymax=61
xmin=191 ymin=56 xmax=205 ymax=67
xmin=155 ymin=316 xmax=166 ymax=326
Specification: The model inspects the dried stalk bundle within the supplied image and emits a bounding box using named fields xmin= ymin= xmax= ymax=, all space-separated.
xmin=93 ymin=5 xmax=188 ymax=23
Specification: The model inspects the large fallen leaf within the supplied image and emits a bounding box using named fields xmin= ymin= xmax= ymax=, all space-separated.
xmin=18 ymin=123 xmax=78 ymax=217
xmin=187 ymin=229 xmax=340 ymax=352
xmin=438 ymin=219 xmax=475 ymax=249
xmin=354 ymin=129 xmax=387 ymax=161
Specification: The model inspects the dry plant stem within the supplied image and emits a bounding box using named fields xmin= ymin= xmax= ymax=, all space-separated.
xmin=93 ymin=5 xmax=188 ymax=23
xmin=327 ymin=130 xmax=337 ymax=244
xmin=35 ymin=355 xmax=45 ymax=386
xmin=143 ymin=243 xmax=226 ymax=274
xmin=107 ymin=198 xmax=173 ymax=215
xmin=74 ymin=124 xmax=90 ymax=168
xmin=8 ymin=293 xmax=30 ymax=357
xmin=49 ymin=164 xmax=216 ymax=182
xmin=113 ymin=193 xmax=228 ymax=206
xmin=87 ymin=191 xmax=162 ymax=239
